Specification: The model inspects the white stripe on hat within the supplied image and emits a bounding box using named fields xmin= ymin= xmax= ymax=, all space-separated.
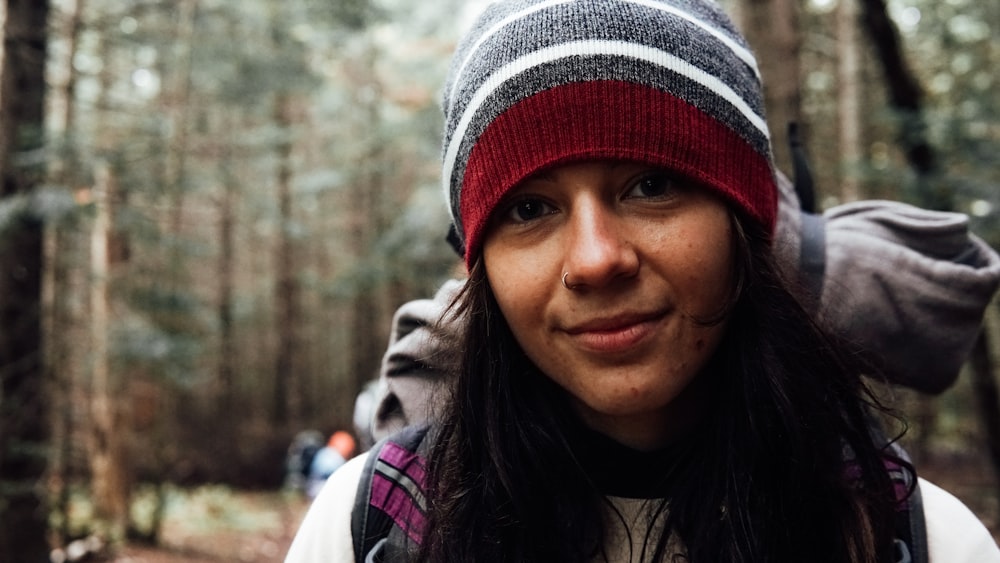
xmin=447 ymin=0 xmax=574 ymax=107
xmin=626 ymin=0 xmax=760 ymax=79
xmin=442 ymin=38 xmax=770 ymax=218
xmin=445 ymin=0 xmax=761 ymax=110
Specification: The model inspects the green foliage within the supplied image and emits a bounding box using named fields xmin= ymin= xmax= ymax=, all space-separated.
xmin=798 ymin=0 xmax=998 ymax=242
xmin=897 ymin=0 xmax=998 ymax=240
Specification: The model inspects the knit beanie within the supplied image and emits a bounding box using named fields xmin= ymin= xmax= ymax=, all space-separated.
xmin=442 ymin=0 xmax=779 ymax=266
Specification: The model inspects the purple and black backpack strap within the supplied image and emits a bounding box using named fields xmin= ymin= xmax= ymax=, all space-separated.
xmin=846 ymin=423 xmax=928 ymax=563
xmin=351 ymin=424 xmax=430 ymax=562
xmin=885 ymin=442 xmax=928 ymax=563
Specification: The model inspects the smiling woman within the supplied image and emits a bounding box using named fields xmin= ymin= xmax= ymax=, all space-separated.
xmin=284 ymin=1 xmax=1000 ymax=562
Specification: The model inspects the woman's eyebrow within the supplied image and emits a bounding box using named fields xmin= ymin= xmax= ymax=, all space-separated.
xmin=523 ymin=161 xmax=635 ymax=186
xmin=524 ymin=170 xmax=557 ymax=184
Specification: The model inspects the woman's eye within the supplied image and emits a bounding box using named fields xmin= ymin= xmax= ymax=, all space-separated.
xmin=626 ymin=173 xmax=675 ymax=199
xmin=505 ymin=198 xmax=553 ymax=222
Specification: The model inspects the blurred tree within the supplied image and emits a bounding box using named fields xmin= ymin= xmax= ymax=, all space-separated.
xmin=0 ymin=0 xmax=52 ymax=560
xmin=215 ymin=109 xmax=239 ymax=431
xmin=858 ymin=0 xmax=945 ymax=209
xmin=970 ymin=316 xmax=1000 ymax=514
xmin=272 ymin=89 xmax=303 ymax=427
xmin=46 ymin=0 xmax=88 ymax=548
xmin=88 ymin=159 xmax=131 ymax=546
xmin=734 ymin=0 xmax=803 ymax=173
xmin=836 ymin=0 xmax=862 ymax=201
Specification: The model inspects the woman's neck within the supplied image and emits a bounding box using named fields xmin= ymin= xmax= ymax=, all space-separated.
xmin=570 ymin=367 xmax=713 ymax=451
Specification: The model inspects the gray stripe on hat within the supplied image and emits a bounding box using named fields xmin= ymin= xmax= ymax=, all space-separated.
xmin=445 ymin=0 xmax=759 ymax=125
xmin=445 ymin=0 xmax=760 ymax=109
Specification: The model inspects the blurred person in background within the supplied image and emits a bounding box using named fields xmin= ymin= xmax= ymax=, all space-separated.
xmin=305 ymin=430 xmax=356 ymax=499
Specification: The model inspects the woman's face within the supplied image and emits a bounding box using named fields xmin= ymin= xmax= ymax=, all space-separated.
xmin=482 ymin=160 xmax=734 ymax=450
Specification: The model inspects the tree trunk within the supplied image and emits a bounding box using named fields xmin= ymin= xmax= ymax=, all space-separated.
xmin=165 ymin=0 xmax=198 ymax=251
xmin=0 ymin=0 xmax=52 ymax=559
xmin=969 ymin=315 xmax=1000 ymax=514
xmin=857 ymin=0 xmax=948 ymax=210
xmin=273 ymin=92 xmax=301 ymax=427
xmin=736 ymin=0 xmax=802 ymax=174
xmin=49 ymin=0 xmax=84 ymax=183
xmin=87 ymin=160 xmax=130 ymax=547
xmin=208 ymin=109 xmax=241 ymax=477
xmin=46 ymin=0 xmax=86 ymax=547
xmin=217 ymin=116 xmax=238 ymax=417
xmin=836 ymin=0 xmax=862 ymax=202
xmin=44 ymin=217 xmax=93 ymax=549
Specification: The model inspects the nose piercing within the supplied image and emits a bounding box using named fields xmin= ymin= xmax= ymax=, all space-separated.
xmin=562 ymin=272 xmax=576 ymax=290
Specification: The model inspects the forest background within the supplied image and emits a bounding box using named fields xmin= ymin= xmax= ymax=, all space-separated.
xmin=1 ymin=0 xmax=998 ymax=561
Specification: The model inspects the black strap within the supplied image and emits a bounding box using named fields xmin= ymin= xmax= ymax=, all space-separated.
xmin=352 ymin=439 xmax=385 ymax=562
xmin=866 ymin=412 xmax=928 ymax=563
xmin=886 ymin=441 xmax=928 ymax=563
xmin=902 ymin=479 xmax=928 ymax=563
xmin=788 ymin=122 xmax=816 ymax=213
xmin=786 ymin=121 xmax=827 ymax=306
xmin=798 ymin=211 xmax=827 ymax=303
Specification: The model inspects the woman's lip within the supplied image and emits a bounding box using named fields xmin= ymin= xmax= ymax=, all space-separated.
xmin=564 ymin=311 xmax=665 ymax=353
xmin=565 ymin=311 xmax=664 ymax=334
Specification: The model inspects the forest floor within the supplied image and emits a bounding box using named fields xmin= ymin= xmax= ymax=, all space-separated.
xmin=109 ymin=488 xmax=311 ymax=563
xmin=105 ymin=454 xmax=998 ymax=562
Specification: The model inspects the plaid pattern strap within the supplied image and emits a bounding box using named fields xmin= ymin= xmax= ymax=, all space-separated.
xmin=352 ymin=425 xmax=430 ymax=562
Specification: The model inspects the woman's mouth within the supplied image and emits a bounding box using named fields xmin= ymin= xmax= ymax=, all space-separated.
xmin=564 ymin=311 xmax=666 ymax=354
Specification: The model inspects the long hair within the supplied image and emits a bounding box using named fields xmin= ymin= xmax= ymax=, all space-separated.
xmin=419 ymin=213 xmax=904 ymax=563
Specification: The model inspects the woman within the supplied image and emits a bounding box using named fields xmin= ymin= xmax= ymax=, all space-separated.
xmin=286 ymin=1 xmax=1000 ymax=561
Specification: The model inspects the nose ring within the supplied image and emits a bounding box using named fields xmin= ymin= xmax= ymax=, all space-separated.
xmin=562 ymin=272 xmax=576 ymax=290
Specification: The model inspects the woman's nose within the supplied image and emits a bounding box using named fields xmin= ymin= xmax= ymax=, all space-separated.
xmin=562 ymin=200 xmax=639 ymax=290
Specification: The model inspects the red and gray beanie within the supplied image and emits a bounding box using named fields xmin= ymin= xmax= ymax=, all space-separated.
xmin=441 ymin=0 xmax=779 ymax=266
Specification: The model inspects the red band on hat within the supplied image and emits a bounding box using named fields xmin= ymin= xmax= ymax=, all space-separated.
xmin=459 ymin=80 xmax=777 ymax=265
